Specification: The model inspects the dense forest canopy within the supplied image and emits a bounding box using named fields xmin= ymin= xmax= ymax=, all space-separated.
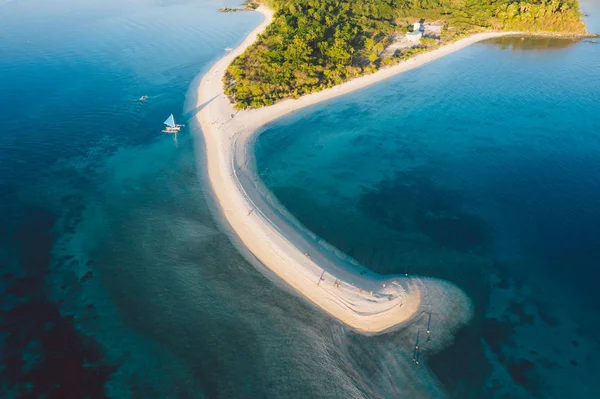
xmin=224 ymin=0 xmax=586 ymax=109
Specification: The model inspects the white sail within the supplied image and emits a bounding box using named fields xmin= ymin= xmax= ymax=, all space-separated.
xmin=164 ymin=114 xmax=176 ymax=128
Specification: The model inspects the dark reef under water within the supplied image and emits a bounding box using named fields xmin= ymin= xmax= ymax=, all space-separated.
xmin=357 ymin=172 xmax=492 ymax=252
xmin=1 ymin=207 xmax=116 ymax=399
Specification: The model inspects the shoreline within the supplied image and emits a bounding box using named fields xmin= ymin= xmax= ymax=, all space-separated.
xmin=191 ymin=5 xmax=531 ymax=334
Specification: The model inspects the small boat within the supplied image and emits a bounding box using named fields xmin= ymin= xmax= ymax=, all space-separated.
xmin=139 ymin=95 xmax=149 ymax=101
xmin=162 ymin=114 xmax=184 ymax=133
xmin=225 ymin=47 xmax=233 ymax=52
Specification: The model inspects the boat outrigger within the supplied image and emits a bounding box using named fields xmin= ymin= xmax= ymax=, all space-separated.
xmin=162 ymin=114 xmax=184 ymax=133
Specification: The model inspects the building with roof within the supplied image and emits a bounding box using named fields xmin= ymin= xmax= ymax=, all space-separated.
xmin=406 ymin=22 xmax=424 ymax=42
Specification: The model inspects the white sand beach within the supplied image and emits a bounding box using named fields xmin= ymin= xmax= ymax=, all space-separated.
xmin=193 ymin=6 xmax=514 ymax=334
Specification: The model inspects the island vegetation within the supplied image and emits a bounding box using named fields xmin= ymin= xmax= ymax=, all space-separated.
xmin=224 ymin=0 xmax=586 ymax=109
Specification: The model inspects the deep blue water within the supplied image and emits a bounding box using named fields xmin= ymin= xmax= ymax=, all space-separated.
xmin=2 ymin=0 xmax=600 ymax=398
xmin=256 ymin=37 xmax=600 ymax=397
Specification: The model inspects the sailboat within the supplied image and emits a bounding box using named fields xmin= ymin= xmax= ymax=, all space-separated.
xmin=162 ymin=114 xmax=184 ymax=133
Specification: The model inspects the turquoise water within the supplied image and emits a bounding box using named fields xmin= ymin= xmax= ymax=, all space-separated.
xmin=2 ymin=0 xmax=600 ymax=398
xmin=256 ymin=37 xmax=600 ymax=397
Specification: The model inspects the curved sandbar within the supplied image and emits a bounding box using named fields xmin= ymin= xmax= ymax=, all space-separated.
xmin=194 ymin=6 xmax=514 ymax=334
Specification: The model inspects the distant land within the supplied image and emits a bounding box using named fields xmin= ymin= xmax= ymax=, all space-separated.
xmin=224 ymin=0 xmax=589 ymax=109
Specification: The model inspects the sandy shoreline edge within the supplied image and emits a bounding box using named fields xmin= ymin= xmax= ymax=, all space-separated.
xmin=192 ymin=6 xmax=519 ymax=334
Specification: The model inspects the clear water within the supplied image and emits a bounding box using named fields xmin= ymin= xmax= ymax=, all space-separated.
xmin=2 ymin=0 xmax=600 ymax=398
xmin=256 ymin=37 xmax=600 ymax=397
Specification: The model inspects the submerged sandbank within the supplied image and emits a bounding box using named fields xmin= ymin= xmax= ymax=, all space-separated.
xmin=191 ymin=6 xmax=518 ymax=334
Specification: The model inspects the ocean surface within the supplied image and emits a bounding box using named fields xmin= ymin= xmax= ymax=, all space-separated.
xmin=1 ymin=0 xmax=599 ymax=398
